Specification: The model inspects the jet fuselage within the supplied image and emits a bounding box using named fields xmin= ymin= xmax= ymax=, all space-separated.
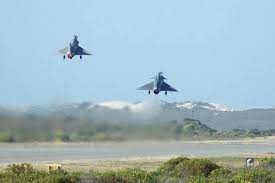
xmin=153 ymin=72 xmax=165 ymax=94
xmin=67 ymin=36 xmax=79 ymax=59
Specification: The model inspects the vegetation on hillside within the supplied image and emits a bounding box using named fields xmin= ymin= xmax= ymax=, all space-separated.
xmin=0 ymin=115 xmax=274 ymax=142
xmin=1 ymin=157 xmax=275 ymax=183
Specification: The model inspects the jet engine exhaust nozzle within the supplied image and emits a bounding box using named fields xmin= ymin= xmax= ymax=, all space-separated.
xmin=154 ymin=89 xmax=159 ymax=94
xmin=67 ymin=52 xmax=73 ymax=59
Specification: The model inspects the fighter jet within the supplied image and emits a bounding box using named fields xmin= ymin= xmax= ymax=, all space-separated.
xmin=58 ymin=35 xmax=91 ymax=60
xmin=137 ymin=72 xmax=178 ymax=95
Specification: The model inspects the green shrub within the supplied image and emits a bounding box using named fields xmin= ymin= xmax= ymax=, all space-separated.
xmin=231 ymin=168 xmax=272 ymax=183
xmin=0 ymin=132 xmax=15 ymax=142
xmin=5 ymin=163 xmax=35 ymax=175
xmin=208 ymin=168 xmax=232 ymax=183
xmin=188 ymin=175 xmax=208 ymax=183
xmin=93 ymin=169 xmax=156 ymax=183
xmin=259 ymin=157 xmax=275 ymax=170
xmin=0 ymin=164 xmax=80 ymax=183
xmin=155 ymin=157 xmax=191 ymax=177
xmin=155 ymin=157 xmax=220 ymax=181
xmin=176 ymin=158 xmax=220 ymax=177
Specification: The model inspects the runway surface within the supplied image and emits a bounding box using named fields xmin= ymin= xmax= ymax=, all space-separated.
xmin=1 ymin=140 xmax=275 ymax=164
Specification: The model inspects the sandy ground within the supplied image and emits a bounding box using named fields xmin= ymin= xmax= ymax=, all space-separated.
xmin=1 ymin=154 xmax=274 ymax=172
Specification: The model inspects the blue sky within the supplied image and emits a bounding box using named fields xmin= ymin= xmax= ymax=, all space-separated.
xmin=0 ymin=0 xmax=274 ymax=109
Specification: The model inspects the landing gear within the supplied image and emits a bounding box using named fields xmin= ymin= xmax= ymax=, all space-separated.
xmin=80 ymin=55 xmax=82 ymax=59
xmin=165 ymin=91 xmax=167 ymax=95
xmin=148 ymin=90 xmax=151 ymax=95
xmin=63 ymin=55 xmax=65 ymax=60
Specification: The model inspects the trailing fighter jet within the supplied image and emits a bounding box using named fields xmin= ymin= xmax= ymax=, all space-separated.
xmin=137 ymin=72 xmax=178 ymax=95
xmin=58 ymin=35 xmax=91 ymax=60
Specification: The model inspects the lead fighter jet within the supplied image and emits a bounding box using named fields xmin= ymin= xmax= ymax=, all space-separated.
xmin=58 ymin=35 xmax=91 ymax=60
xmin=137 ymin=72 xmax=178 ymax=95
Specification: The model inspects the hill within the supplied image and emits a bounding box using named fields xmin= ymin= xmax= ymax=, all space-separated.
xmin=0 ymin=113 xmax=274 ymax=142
xmin=1 ymin=100 xmax=274 ymax=130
